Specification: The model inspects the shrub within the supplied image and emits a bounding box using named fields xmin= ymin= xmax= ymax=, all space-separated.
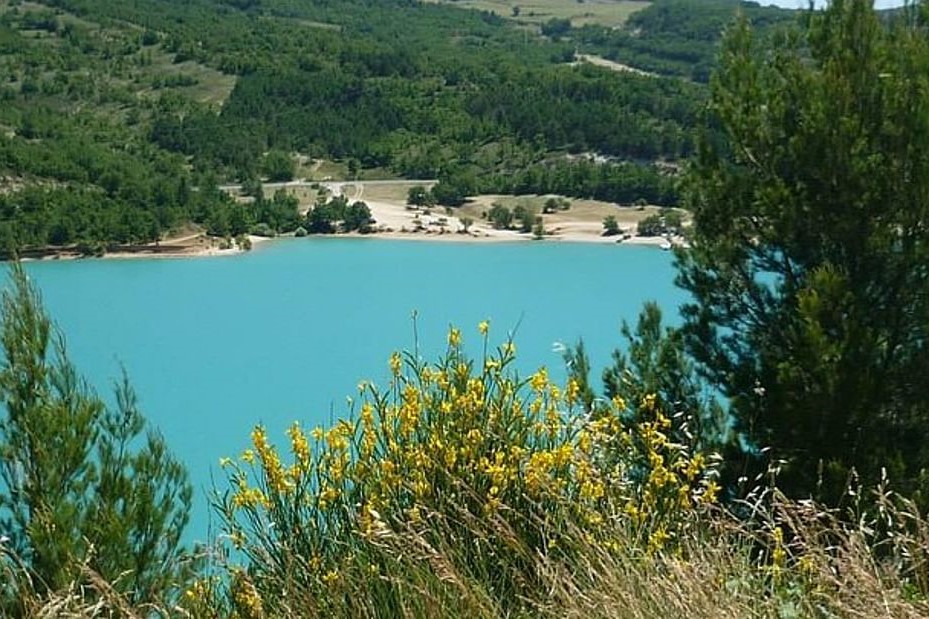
xmin=603 ymin=215 xmax=620 ymax=236
xmin=488 ymin=203 xmax=513 ymax=230
xmin=213 ymin=325 xmax=720 ymax=616
xmin=249 ymin=222 xmax=276 ymax=237
xmin=532 ymin=216 xmax=545 ymax=240
xmin=513 ymin=204 xmax=534 ymax=233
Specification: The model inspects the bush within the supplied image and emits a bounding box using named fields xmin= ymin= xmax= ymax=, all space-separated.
xmin=637 ymin=214 xmax=664 ymax=237
xmin=603 ymin=215 xmax=621 ymax=236
xmin=406 ymin=185 xmax=435 ymax=207
xmin=532 ymin=216 xmax=545 ymax=240
xmin=543 ymin=197 xmax=571 ymax=213
xmin=249 ymin=222 xmax=276 ymax=237
xmin=488 ymin=203 xmax=513 ymax=230
xmin=261 ymin=150 xmax=295 ymax=182
xmin=213 ymin=325 xmax=720 ymax=616
xmin=342 ymin=201 xmax=373 ymax=233
xmin=513 ymin=204 xmax=534 ymax=233
xmin=541 ymin=18 xmax=571 ymax=39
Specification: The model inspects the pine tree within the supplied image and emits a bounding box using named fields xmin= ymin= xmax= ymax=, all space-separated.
xmin=678 ymin=0 xmax=929 ymax=504
xmin=0 ymin=265 xmax=196 ymax=611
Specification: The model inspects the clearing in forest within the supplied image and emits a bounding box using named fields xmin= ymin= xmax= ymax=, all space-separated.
xmin=425 ymin=0 xmax=650 ymax=28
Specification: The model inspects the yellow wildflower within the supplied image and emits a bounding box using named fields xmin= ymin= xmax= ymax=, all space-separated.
xmin=772 ymin=526 xmax=786 ymax=567
xmin=406 ymin=505 xmax=422 ymax=523
xmin=685 ymin=454 xmax=705 ymax=480
xmin=642 ymin=393 xmax=657 ymax=412
xmin=700 ymin=480 xmax=720 ymax=504
xmin=648 ymin=527 xmax=670 ymax=554
xmin=252 ymin=425 xmax=290 ymax=495
xmin=566 ymin=377 xmax=581 ymax=405
xmin=287 ymin=422 xmax=311 ymax=473
xmin=577 ymin=429 xmax=592 ymax=454
xmin=580 ymin=479 xmax=605 ymax=500
xmin=322 ymin=570 xmax=340 ymax=585
xmin=478 ymin=320 xmax=489 ymax=335
xmin=231 ymin=570 xmax=263 ymax=618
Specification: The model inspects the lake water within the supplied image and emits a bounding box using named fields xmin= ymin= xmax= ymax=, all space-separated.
xmin=22 ymin=238 xmax=684 ymax=544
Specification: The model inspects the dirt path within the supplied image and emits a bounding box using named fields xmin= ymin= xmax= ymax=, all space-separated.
xmin=573 ymin=54 xmax=656 ymax=78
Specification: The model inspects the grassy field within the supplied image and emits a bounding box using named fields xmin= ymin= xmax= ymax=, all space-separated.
xmin=460 ymin=194 xmax=687 ymax=232
xmin=359 ymin=181 xmax=437 ymax=203
xmin=298 ymin=159 xmax=349 ymax=182
xmin=426 ymin=0 xmax=650 ymax=28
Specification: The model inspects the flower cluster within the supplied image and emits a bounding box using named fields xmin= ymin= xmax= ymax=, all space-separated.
xmin=215 ymin=323 xmax=720 ymax=614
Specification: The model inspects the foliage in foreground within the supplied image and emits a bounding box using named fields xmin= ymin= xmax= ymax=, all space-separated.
xmin=0 ymin=265 xmax=197 ymax=615
xmin=1 ymin=282 xmax=927 ymax=617
xmin=200 ymin=325 xmax=929 ymax=618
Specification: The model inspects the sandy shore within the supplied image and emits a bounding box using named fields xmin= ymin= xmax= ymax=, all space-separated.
xmin=27 ymin=185 xmax=683 ymax=261
xmin=27 ymin=225 xmax=677 ymax=262
xmin=24 ymin=235 xmax=272 ymax=262
xmin=359 ymin=196 xmax=683 ymax=247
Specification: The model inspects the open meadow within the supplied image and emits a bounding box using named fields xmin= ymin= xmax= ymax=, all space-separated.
xmin=425 ymin=0 xmax=650 ymax=28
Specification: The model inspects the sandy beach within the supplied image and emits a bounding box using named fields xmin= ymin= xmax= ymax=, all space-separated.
xmin=27 ymin=181 xmax=684 ymax=260
xmin=324 ymin=182 xmax=686 ymax=248
xmin=357 ymin=199 xmax=680 ymax=246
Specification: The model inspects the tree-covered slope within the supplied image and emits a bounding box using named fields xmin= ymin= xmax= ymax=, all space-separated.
xmin=0 ymin=0 xmax=782 ymax=250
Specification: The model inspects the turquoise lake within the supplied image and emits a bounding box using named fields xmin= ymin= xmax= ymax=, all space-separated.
xmin=22 ymin=238 xmax=684 ymax=544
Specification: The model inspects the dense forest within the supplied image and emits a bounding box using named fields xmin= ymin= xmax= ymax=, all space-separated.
xmin=0 ymin=0 xmax=798 ymax=251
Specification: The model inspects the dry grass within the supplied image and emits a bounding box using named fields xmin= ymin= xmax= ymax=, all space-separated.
xmin=460 ymin=193 xmax=688 ymax=235
xmin=359 ymin=181 xmax=438 ymax=203
xmin=10 ymin=492 xmax=929 ymax=618
xmin=302 ymin=159 xmax=350 ymax=182
xmin=4 ymin=555 xmax=177 ymax=618
xmin=203 ymin=492 xmax=929 ymax=618
xmin=425 ymin=0 xmax=650 ymax=28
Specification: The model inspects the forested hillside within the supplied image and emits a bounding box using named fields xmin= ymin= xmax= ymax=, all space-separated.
xmin=573 ymin=0 xmax=795 ymax=81
xmin=0 ymin=0 xmax=788 ymax=251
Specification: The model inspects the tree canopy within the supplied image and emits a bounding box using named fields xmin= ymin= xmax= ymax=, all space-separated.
xmin=678 ymin=0 xmax=929 ymax=504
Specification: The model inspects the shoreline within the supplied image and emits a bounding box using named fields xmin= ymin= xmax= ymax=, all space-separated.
xmin=22 ymin=189 xmax=686 ymax=260
xmin=21 ymin=235 xmax=273 ymax=262
xmin=21 ymin=229 xmax=682 ymax=262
